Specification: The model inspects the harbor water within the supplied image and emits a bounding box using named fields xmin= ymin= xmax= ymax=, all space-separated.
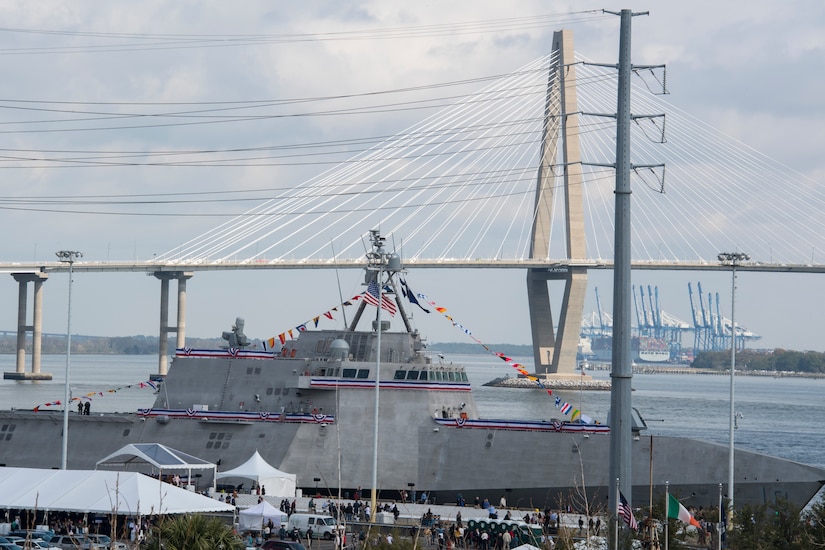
xmin=1 ymin=352 xmax=823 ymax=471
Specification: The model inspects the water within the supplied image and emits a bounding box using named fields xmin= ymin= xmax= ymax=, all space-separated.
xmin=0 ymin=354 xmax=157 ymax=414
xmin=1 ymin=353 xmax=823 ymax=470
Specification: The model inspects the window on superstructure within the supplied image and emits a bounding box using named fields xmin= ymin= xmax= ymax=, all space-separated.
xmin=316 ymin=338 xmax=332 ymax=354
xmin=406 ymin=371 xmax=419 ymax=380
xmin=460 ymin=371 xmax=468 ymax=381
xmin=419 ymin=371 xmax=428 ymax=380
xmin=394 ymin=370 xmax=406 ymax=380
xmin=343 ymin=368 xmax=357 ymax=378
xmin=435 ymin=371 xmax=443 ymax=381
xmin=447 ymin=371 xmax=456 ymax=381
xmin=357 ymin=369 xmax=369 ymax=379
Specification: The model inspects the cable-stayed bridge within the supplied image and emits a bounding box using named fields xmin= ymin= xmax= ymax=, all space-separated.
xmin=4 ymin=28 xmax=825 ymax=380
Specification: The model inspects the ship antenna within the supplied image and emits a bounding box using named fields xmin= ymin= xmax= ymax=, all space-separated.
xmin=330 ymin=240 xmax=349 ymax=328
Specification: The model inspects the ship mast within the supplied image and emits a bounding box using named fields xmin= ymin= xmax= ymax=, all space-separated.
xmin=347 ymin=230 xmax=411 ymax=333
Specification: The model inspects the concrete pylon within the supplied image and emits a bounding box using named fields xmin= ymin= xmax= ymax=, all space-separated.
xmin=527 ymin=29 xmax=588 ymax=376
xmin=154 ymin=271 xmax=193 ymax=376
xmin=5 ymin=272 xmax=52 ymax=380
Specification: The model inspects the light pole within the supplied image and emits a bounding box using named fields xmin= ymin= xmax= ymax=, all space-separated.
xmin=717 ymin=251 xmax=749 ymax=525
xmin=57 ymin=250 xmax=83 ymax=470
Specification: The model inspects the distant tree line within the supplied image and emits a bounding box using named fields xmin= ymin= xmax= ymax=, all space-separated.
xmin=0 ymin=336 xmax=530 ymax=357
xmin=429 ymin=342 xmax=532 ymax=356
xmin=0 ymin=334 xmax=227 ymax=355
xmin=692 ymin=348 xmax=825 ymax=373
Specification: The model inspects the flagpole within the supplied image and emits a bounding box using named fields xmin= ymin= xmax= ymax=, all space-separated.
xmin=614 ymin=477 xmax=619 ymax=550
xmin=648 ymin=435 xmax=653 ymax=520
xmin=370 ymin=266 xmax=381 ymax=523
xmin=664 ymin=481 xmax=669 ymax=550
xmin=717 ymin=482 xmax=722 ymax=550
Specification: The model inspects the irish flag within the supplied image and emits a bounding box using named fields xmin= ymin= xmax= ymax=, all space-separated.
xmin=667 ymin=494 xmax=702 ymax=528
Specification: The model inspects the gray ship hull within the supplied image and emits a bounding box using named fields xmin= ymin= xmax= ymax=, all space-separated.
xmin=0 ymin=344 xmax=822 ymax=512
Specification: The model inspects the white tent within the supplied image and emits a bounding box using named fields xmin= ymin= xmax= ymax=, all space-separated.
xmin=216 ymin=451 xmax=296 ymax=497
xmin=0 ymin=467 xmax=234 ymax=515
xmin=238 ymin=500 xmax=288 ymax=532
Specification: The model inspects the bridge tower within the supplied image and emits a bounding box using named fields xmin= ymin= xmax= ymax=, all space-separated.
xmin=527 ymin=29 xmax=588 ymax=376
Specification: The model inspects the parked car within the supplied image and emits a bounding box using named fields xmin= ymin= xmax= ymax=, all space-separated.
xmin=5 ymin=539 xmax=59 ymax=550
xmin=49 ymin=535 xmax=101 ymax=550
xmin=82 ymin=535 xmax=126 ymax=550
xmin=261 ymin=541 xmax=306 ymax=550
xmin=7 ymin=532 xmax=54 ymax=544
xmin=286 ymin=513 xmax=344 ymax=540
xmin=0 ymin=543 xmax=23 ymax=550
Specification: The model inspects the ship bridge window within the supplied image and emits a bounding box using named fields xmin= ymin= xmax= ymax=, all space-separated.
xmin=419 ymin=371 xmax=428 ymax=381
xmin=435 ymin=371 xmax=443 ymax=381
xmin=447 ymin=371 xmax=456 ymax=381
xmin=357 ymin=369 xmax=369 ymax=379
xmin=460 ymin=371 xmax=468 ymax=381
xmin=406 ymin=370 xmax=419 ymax=380
xmin=394 ymin=370 xmax=406 ymax=380
xmin=342 ymin=368 xmax=357 ymax=378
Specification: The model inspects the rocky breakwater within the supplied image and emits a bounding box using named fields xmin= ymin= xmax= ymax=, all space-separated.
xmin=483 ymin=374 xmax=611 ymax=390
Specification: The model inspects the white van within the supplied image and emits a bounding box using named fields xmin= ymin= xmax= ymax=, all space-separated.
xmin=287 ymin=513 xmax=343 ymax=540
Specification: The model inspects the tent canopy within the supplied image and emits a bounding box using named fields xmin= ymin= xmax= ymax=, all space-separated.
xmin=96 ymin=443 xmax=217 ymax=489
xmin=238 ymin=500 xmax=288 ymax=532
xmin=216 ymin=451 xmax=296 ymax=497
xmin=0 ymin=467 xmax=234 ymax=515
xmin=96 ymin=443 xmax=216 ymax=471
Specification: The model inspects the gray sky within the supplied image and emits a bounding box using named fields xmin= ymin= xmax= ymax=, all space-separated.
xmin=0 ymin=1 xmax=823 ymax=354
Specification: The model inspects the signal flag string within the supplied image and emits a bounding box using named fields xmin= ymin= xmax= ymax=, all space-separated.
xmin=32 ymin=379 xmax=158 ymax=412
xmin=414 ymin=291 xmax=554 ymax=396
xmin=414 ymin=291 xmax=592 ymax=421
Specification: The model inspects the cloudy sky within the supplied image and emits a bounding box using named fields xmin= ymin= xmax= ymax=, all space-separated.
xmin=0 ymin=1 xmax=823 ymax=355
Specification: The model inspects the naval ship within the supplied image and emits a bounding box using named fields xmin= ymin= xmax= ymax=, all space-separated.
xmin=0 ymin=231 xmax=822 ymax=511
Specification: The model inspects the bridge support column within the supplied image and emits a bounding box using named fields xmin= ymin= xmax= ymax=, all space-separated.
xmin=5 ymin=272 xmax=52 ymax=380
xmin=154 ymin=271 xmax=193 ymax=376
xmin=528 ymin=266 xmax=587 ymax=376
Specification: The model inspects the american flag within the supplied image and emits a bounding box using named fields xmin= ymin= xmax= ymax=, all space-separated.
xmin=364 ymin=280 xmax=397 ymax=316
xmin=619 ymin=492 xmax=638 ymax=530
